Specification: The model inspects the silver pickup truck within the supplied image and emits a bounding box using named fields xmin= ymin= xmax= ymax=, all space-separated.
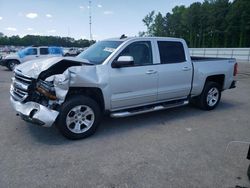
xmin=10 ymin=37 xmax=237 ymax=139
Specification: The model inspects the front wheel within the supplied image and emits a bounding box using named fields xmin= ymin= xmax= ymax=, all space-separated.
xmin=56 ymin=95 xmax=101 ymax=140
xmin=193 ymin=82 xmax=222 ymax=111
xmin=7 ymin=60 xmax=19 ymax=71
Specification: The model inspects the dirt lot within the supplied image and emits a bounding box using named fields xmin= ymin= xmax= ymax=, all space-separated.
xmin=0 ymin=64 xmax=249 ymax=188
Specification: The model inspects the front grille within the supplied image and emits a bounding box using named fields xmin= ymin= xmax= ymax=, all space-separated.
xmin=10 ymin=72 xmax=33 ymax=102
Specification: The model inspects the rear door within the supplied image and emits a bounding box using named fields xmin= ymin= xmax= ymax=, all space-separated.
xmin=155 ymin=40 xmax=193 ymax=101
xmin=39 ymin=47 xmax=49 ymax=58
xmin=109 ymin=40 xmax=158 ymax=110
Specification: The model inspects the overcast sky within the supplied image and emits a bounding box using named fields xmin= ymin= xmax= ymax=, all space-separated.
xmin=0 ymin=0 xmax=203 ymax=40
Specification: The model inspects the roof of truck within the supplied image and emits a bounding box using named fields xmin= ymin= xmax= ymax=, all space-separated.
xmin=104 ymin=36 xmax=184 ymax=42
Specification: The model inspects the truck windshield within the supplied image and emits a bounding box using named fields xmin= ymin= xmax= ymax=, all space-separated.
xmin=77 ymin=41 xmax=123 ymax=64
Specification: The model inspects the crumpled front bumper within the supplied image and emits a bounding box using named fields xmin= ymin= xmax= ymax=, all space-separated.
xmin=10 ymin=97 xmax=59 ymax=127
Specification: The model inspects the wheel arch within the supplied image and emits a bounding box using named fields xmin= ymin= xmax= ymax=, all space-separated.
xmin=6 ymin=59 xmax=21 ymax=64
xmin=66 ymin=87 xmax=105 ymax=113
xmin=205 ymin=74 xmax=225 ymax=90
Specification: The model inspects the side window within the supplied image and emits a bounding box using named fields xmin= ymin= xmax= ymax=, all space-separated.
xmin=40 ymin=48 xmax=49 ymax=55
xmin=27 ymin=48 xmax=37 ymax=55
xmin=118 ymin=41 xmax=153 ymax=66
xmin=157 ymin=41 xmax=186 ymax=64
xmin=49 ymin=47 xmax=63 ymax=55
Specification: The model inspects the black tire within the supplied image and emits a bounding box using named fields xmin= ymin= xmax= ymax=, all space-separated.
xmin=7 ymin=60 xmax=19 ymax=71
xmin=248 ymin=164 xmax=250 ymax=181
xmin=56 ymin=95 xmax=102 ymax=140
xmin=193 ymin=81 xmax=221 ymax=111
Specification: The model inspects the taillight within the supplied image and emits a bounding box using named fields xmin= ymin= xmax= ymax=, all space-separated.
xmin=233 ymin=63 xmax=238 ymax=76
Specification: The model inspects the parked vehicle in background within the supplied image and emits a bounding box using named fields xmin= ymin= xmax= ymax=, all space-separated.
xmin=0 ymin=46 xmax=63 ymax=70
xmin=10 ymin=37 xmax=237 ymax=139
xmin=64 ymin=48 xmax=84 ymax=57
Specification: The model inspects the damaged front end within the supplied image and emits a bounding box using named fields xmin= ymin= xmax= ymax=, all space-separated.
xmin=10 ymin=58 xmax=83 ymax=127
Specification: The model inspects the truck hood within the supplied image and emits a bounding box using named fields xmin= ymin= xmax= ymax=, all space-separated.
xmin=4 ymin=53 xmax=19 ymax=60
xmin=15 ymin=57 xmax=89 ymax=79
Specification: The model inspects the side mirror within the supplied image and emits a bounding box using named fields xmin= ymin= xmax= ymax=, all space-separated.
xmin=112 ymin=56 xmax=134 ymax=68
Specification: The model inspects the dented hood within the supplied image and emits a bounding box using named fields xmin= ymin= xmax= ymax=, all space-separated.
xmin=15 ymin=56 xmax=88 ymax=79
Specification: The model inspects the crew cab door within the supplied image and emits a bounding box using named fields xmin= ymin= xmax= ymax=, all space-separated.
xmin=109 ymin=40 xmax=158 ymax=110
xmin=39 ymin=47 xmax=49 ymax=58
xmin=22 ymin=48 xmax=38 ymax=62
xmin=155 ymin=40 xmax=193 ymax=101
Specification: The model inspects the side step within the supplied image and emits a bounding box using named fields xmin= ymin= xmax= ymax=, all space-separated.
xmin=110 ymin=100 xmax=189 ymax=118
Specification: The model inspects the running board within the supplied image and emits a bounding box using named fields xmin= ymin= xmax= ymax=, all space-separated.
xmin=110 ymin=100 xmax=189 ymax=118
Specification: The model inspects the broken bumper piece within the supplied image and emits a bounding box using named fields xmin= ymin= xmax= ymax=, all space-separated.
xmin=10 ymin=97 xmax=59 ymax=127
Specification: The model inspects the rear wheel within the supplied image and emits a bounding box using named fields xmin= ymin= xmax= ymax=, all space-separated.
xmin=7 ymin=60 xmax=19 ymax=71
xmin=56 ymin=95 xmax=101 ymax=140
xmin=192 ymin=82 xmax=221 ymax=110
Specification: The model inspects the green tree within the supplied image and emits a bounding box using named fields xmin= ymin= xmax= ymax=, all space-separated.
xmin=142 ymin=11 xmax=155 ymax=36
xmin=141 ymin=0 xmax=250 ymax=47
xmin=152 ymin=12 xmax=167 ymax=36
xmin=226 ymin=0 xmax=250 ymax=47
xmin=0 ymin=34 xmax=93 ymax=47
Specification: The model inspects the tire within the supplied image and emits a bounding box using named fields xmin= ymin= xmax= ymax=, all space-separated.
xmin=56 ymin=95 xmax=101 ymax=140
xmin=193 ymin=81 xmax=221 ymax=110
xmin=7 ymin=60 xmax=19 ymax=71
xmin=248 ymin=164 xmax=250 ymax=180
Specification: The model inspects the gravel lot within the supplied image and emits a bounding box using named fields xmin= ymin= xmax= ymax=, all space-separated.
xmin=0 ymin=64 xmax=250 ymax=188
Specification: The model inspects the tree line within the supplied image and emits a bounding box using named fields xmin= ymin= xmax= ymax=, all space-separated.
xmin=140 ymin=0 xmax=250 ymax=48
xmin=0 ymin=33 xmax=94 ymax=47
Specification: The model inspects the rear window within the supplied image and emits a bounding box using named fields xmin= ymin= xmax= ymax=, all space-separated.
xmin=157 ymin=41 xmax=186 ymax=64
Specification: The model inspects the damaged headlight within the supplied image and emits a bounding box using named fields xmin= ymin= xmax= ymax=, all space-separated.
xmin=36 ymin=80 xmax=57 ymax=100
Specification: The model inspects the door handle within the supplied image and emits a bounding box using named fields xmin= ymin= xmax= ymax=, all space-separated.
xmin=146 ymin=70 xmax=157 ymax=75
xmin=182 ymin=67 xmax=191 ymax=71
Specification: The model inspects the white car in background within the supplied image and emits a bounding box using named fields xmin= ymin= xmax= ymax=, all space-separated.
xmin=0 ymin=46 xmax=63 ymax=70
xmin=63 ymin=47 xmax=86 ymax=57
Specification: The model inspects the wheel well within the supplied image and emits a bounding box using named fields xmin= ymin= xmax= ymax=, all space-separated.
xmin=66 ymin=87 xmax=105 ymax=112
xmin=7 ymin=59 xmax=20 ymax=64
xmin=205 ymin=75 xmax=225 ymax=90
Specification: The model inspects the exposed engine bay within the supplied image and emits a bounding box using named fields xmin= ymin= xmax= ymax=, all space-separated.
xmin=10 ymin=57 xmax=98 ymax=127
xmin=20 ymin=60 xmax=82 ymax=110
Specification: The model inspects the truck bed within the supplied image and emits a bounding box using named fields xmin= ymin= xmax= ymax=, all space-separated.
xmin=191 ymin=56 xmax=235 ymax=62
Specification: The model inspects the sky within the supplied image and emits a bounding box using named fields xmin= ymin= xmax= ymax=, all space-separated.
xmin=0 ymin=0 xmax=203 ymax=40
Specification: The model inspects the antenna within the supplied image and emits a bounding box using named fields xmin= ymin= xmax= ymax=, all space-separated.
xmin=89 ymin=0 xmax=93 ymax=40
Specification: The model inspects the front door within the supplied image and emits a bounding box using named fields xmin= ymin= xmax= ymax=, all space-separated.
xmin=109 ymin=41 xmax=158 ymax=110
xmin=22 ymin=48 xmax=38 ymax=62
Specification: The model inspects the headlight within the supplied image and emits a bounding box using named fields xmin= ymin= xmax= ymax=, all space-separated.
xmin=36 ymin=80 xmax=57 ymax=100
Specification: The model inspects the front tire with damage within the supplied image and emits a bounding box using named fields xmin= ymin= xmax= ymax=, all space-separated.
xmin=56 ymin=95 xmax=101 ymax=140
